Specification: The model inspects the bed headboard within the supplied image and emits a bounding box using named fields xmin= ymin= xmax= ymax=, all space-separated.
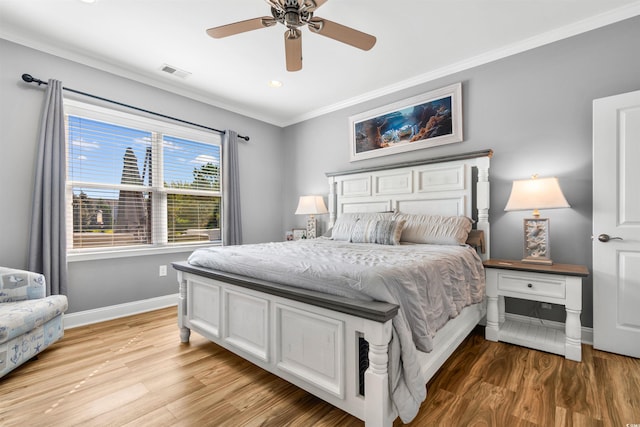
xmin=325 ymin=149 xmax=492 ymax=259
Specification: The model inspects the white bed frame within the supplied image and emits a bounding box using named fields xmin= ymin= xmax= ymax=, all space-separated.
xmin=173 ymin=150 xmax=492 ymax=427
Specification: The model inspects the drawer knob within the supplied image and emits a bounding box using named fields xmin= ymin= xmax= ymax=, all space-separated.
xmin=527 ymin=283 xmax=533 ymax=288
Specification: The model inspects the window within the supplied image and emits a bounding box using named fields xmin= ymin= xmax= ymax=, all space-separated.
xmin=65 ymin=100 xmax=222 ymax=252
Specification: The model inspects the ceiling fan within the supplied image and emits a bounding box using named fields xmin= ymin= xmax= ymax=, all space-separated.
xmin=206 ymin=0 xmax=376 ymax=72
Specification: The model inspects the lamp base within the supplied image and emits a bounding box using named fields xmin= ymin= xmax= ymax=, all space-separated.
xmin=306 ymin=216 xmax=317 ymax=239
xmin=522 ymin=217 xmax=553 ymax=266
xmin=521 ymin=256 xmax=553 ymax=266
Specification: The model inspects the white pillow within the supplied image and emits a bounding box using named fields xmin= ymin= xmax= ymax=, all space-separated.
xmin=330 ymin=215 xmax=359 ymax=241
xmin=346 ymin=212 xmax=394 ymax=221
xmin=393 ymin=214 xmax=472 ymax=245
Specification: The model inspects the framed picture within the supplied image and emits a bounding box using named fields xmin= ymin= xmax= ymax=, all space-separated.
xmin=522 ymin=218 xmax=551 ymax=263
xmin=292 ymin=228 xmax=307 ymax=241
xmin=349 ymin=83 xmax=463 ymax=162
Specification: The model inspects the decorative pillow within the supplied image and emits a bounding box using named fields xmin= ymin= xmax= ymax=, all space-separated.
xmin=350 ymin=219 xmax=377 ymax=243
xmin=350 ymin=219 xmax=405 ymax=245
xmin=394 ymin=214 xmax=472 ymax=245
xmin=373 ymin=219 xmax=405 ymax=245
xmin=329 ymin=212 xmax=394 ymax=241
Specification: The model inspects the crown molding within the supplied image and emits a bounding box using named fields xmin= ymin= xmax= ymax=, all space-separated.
xmin=282 ymin=2 xmax=640 ymax=127
xmin=3 ymin=1 xmax=639 ymax=128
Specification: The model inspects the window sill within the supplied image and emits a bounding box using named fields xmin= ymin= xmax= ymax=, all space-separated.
xmin=67 ymin=242 xmax=221 ymax=262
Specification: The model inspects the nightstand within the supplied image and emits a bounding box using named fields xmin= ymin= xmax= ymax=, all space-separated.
xmin=483 ymin=259 xmax=589 ymax=362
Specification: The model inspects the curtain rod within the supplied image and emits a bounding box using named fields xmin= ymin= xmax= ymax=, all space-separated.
xmin=21 ymin=73 xmax=250 ymax=141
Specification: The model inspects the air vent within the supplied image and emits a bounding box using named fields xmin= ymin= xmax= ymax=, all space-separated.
xmin=160 ymin=64 xmax=191 ymax=79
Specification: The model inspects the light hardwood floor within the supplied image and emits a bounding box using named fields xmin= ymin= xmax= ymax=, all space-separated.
xmin=1 ymin=307 xmax=639 ymax=426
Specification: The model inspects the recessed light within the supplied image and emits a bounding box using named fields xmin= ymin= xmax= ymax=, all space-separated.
xmin=268 ymin=80 xmax=283 ymax=88
xmin=79 ymin=0 xmax=97 ymax=3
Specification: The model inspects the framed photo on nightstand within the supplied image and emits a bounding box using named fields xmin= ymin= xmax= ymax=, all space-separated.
xmin=292 ymin=228 xmax=307 ymax=240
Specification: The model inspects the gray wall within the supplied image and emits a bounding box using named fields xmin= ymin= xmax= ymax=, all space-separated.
xmin=2 ymin=16 xmax=639 ymax=325
xmin=282 ymin=15 xmax=640 ymax=328
xmin=0 ymin=39 xmax=286 ymax=313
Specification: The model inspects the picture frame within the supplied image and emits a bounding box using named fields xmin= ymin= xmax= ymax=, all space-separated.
xmin=292 ymin=228 xmax=307 ymax=241
xmin=349 ymin=83 xmax=463 ymax=162
xmin=522 ymin=218 xmax=552 ymax=264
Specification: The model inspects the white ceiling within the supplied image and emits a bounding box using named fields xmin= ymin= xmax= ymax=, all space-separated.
xmin=2 ymin=0 xmax=639 ymax=127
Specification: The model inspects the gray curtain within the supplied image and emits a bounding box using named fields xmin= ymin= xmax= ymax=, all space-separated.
xmin=28 ymin=79 xmax=68 ymax=295
xmin=222 ymin=130 xmax=242 ymax=245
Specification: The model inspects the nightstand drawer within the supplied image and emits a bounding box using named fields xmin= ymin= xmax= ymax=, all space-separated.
xmin=497 ymin=272 xmax=565 ymax=299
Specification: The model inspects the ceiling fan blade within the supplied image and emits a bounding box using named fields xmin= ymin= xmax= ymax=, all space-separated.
xmin=285 ymin=29 xmax=303 ymax=72
xmin=308 ymin=17 xmax=376 ymax=51
xmin=206 ymin=17 xmax=276 ymax=38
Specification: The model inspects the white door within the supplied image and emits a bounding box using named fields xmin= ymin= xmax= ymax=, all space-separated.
xmin=593 ymin=89 xmax=640 ymax=358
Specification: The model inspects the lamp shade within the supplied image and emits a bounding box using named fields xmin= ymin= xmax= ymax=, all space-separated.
xmin=295 ymin=195 xmax=329 ymax=215
xmin=504 ymin=176 xmax=570 ymax=215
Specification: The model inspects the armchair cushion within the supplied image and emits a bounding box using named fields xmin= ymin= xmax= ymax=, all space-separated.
xmin=0 ymin=267 xmax=46 ymax=302
xmin=0 ymin=295 xmax=68 ymax=344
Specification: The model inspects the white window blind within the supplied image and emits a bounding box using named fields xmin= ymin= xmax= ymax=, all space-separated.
xmin=65 ymin=100 xmax=222 ymax=251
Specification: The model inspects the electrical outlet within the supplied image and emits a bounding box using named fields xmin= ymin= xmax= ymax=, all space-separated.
xmin=541 ymin=302 xmax=552 ymax=310
xmin=159 ymin=265 xmax=167 ymax=277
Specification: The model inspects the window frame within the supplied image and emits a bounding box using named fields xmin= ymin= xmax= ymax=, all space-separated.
xmin=64 ymin=99 xmax=223 ymax=261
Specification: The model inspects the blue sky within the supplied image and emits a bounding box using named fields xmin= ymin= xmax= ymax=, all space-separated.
xmin=68 ymin=116 xmax=220 ymax=194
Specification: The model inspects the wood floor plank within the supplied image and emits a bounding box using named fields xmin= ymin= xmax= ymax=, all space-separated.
xmin=1 ymin=307 xmax=639 ymax=427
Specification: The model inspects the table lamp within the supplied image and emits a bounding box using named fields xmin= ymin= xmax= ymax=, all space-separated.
xmin=295 ymin=195 xmax=328 ymax=239
xmin=504 ymin=175 xmax=570 ymax=265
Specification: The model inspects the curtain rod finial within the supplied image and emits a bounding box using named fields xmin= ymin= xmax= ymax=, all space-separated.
xmin=21 ymin=74 xmax=46 ymax=85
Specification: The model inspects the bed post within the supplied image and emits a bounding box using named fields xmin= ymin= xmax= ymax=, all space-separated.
xmin=363 ymin=319 xmax=395 ymax=427
xmin=177 ymin=271 xmax=191 ymax=343
xmin=328 ymin=177 xmax=337 ymax=229
xmin=475 ymin=155 xmax=491 ymax=260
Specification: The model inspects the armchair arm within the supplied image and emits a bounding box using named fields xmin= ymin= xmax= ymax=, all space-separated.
xmin=0 ymin=267 xmax=47 ymax=302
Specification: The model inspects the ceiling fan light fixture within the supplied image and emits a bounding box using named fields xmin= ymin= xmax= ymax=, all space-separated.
xmin=261 ymin=17 xmax=278 ymax=28
xmin=307 ymin=19 xmax=322 ymax=32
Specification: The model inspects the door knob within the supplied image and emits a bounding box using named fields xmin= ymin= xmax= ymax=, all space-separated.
xmin=598 ymin=233 xmax=623 ymax=242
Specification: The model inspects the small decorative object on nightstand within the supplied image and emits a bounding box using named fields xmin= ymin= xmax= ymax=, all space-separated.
xmin=484 ymin=259 xmax=589 ymax=362
xmin=294 ymin=195 xmax=328 ymax=239
xmin=504 ymin=175 xmax=570 ymax=265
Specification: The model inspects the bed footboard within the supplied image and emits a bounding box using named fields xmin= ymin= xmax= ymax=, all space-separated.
xmin=174 ymin=261 xmax=400 ymax=426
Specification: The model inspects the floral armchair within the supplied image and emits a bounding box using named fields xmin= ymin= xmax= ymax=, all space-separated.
xmin=0 ymin=267 xmax=68 ymax=378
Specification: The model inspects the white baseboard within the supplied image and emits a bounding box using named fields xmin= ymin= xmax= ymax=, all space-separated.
xmin=63 ymin=298 xmax=595 ymax=346
xmin=504 ymin=312 xmax=594 ymax=345
xmin=63 ymin=294 xmax=178 ymax=329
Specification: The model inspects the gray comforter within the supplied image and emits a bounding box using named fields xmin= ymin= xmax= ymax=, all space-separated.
xmin=188 ymin=239 xmax=485 ymax=422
